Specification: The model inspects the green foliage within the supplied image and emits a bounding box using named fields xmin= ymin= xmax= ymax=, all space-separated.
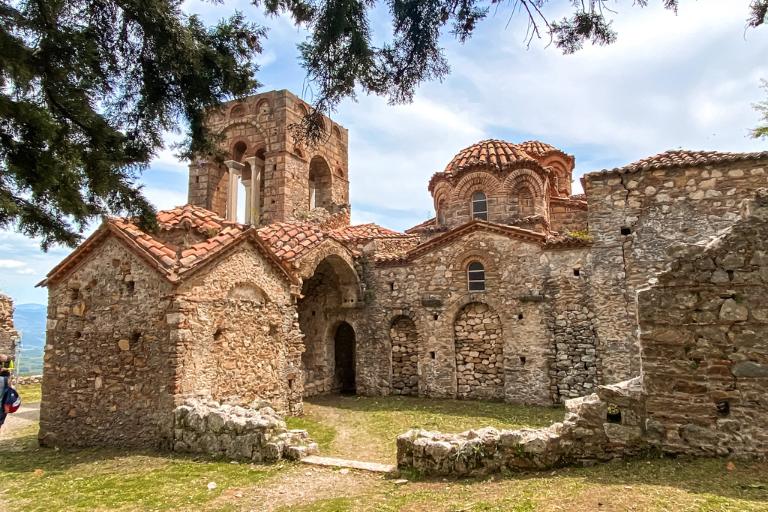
xmin=567 ymin=230 xmax=593 ymax=242
xmin=752 ymin=79 xmax=768 ymax=140
xmin=1 ymin=0 xmax=265 ymax=248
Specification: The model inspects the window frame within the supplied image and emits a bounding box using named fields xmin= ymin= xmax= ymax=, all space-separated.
xmin=467 ymin=261 xmax=486 ymax=292
xmin=471 ymin=191 xmax=488 ymax=221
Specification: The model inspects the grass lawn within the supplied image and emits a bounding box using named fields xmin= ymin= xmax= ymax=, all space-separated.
xmin=1 ymin=392 xmax=767 ymax=511
xmin=290 ymin=394 xmax=564 ymax=463
xmin=17 ymin=382 xmax=43 ymax=403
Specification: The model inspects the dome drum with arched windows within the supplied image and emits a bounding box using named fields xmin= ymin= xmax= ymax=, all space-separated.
xmin=427 ymin=139 xmax=577 ymax=234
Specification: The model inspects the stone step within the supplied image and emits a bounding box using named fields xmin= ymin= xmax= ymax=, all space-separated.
xmin=301 ymin=455 xmax=397 ymax=474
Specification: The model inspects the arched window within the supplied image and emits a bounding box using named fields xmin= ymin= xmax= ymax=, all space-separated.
xmin=467 ymin=261 xmax=486 ymax=292
xmin=471 ymin=191 xmax=488 ymax=221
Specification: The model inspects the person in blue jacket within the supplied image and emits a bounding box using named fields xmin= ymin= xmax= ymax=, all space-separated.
xmin=0 ymin=354 xmax=11 ymax=429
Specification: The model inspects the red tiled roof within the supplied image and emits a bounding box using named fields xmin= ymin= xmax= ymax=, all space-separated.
xmin=443 ymin=139 xmax=539 ymax=176
xmin=586 ymin=150 xmax=768 ymax=178
xmin=41 ymin=206 xmax=295 ymax=287
xmin=329 ymin=223 xmax=403 ymax=242
xmin=256 ymin=222 xmax=326 ymax=262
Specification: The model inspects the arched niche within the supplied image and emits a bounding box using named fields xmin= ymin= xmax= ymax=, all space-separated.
xmin=308 ymin=156 xmax=333 ymax=211
xmin=390 ymin=315 xmax=419 ymax=396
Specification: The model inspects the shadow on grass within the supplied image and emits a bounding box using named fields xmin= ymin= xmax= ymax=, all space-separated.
xmin=305 ymin=394 xmax=564 ymax=428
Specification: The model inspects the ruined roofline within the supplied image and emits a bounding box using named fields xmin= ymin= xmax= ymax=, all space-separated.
xmin=584 ymin=149 xmax=768 ymax=180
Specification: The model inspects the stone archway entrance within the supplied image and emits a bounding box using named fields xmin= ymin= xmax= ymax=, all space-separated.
xmin=297 ymin=254 xmax=360 ymax=397
xmin=334 ymin=322 xmax=356 ymax=394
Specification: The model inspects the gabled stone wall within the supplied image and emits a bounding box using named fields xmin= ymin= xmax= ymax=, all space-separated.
xmin=40 ymin=238 xmax=177 ymax=448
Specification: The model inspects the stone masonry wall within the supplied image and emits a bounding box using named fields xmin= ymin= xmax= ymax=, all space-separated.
xmin=0 ymin=292 xmax=18 ymax=361
xmin=390 ymin=315 xmax=419 ymax=395
xmin=365 ymin=230 xmax=593 ymax=405
xmin=454 ymin=302 xmax=504 ymax=400
xmin=585 ymin=159 xmax=768 ymax=384
xmin=40 ymin=238 xmax=176 ymax=448
xmin=638 ymin=189 xmax=768 ymax=457
xmin=173 ymin=242 xmax=303 ymax=416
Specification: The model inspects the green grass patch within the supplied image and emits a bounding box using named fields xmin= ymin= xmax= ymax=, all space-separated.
xmin=17 ymin=382 xmax=42 ymax=403
xmin=302 ymin=395 xmax=563 ymax=462
xmin=0 ymin=437 xmax=287 ymax=511
xmin=286 ymin=415 xmax=337 ymax=451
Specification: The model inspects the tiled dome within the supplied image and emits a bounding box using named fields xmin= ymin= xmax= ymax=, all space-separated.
xmin=443 ymin=139 xmax=566 ymax=176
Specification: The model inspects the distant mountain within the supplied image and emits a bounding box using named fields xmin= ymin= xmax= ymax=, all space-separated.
xmin=13 ymin=303 xmax=46 ymax=375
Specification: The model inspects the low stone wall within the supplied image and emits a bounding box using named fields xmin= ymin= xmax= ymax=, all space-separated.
xmin=172 ymin=400 xmax=318 ymax=462
xmin=397 ymin=377 xmax=648 ymax=476
xmin=16 ymin=375 xmax=43 ymax=385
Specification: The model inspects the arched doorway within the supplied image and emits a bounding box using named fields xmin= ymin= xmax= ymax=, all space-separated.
xmin=334 ymin=322 xmax=356 ymax=394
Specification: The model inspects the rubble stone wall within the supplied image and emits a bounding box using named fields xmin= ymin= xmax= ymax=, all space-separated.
xmin=0 ymin=293 xmax=18 ymax=360
xmin=172 ymin=399 xmax=318 ymax=462
xmin=638 ymin=189 xmax=768 ymax=457
xmin=454 ymin=302 xmax=504 ymax=400
xmin=173 ymin=243 xmax=304 ymax=416
xmin=390 ymin=315 xmax=419 ymax=396
xmin=40 ymin=238 xmax=177 ymax=448
xmin=585 ymin=160 xmax=768 ymax=384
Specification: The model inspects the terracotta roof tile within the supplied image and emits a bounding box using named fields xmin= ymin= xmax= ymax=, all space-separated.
xmin=256 ymin=222 xmax=326 ymax=262
xmin=329 ymin=223 xmax=404 ymax=242
xmin=587 ymin=149 xmax=768 ymax=178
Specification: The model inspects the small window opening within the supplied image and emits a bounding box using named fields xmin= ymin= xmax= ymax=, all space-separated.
xmin=716 ymin=400 xmax=730 ymax=417
xmin=471 ymin=191 xmax=488 ymax=221
xmin=69 ymin=288 xmax=81 ymax=301
xmin=311 ymin=310 xmax=316 ymax=317
xmin=213 ymin=327 xmax=224 ymax=341
xmin=573 ymin=268 xmax=581 ymax=277
xmin=519 ymin=356 xmax=527 ymax=366
xmin=429 ymin=351 xmax=436 ymax=360
xmin=195 ymin=176 xmax=200 ymax=184
xmin=75 ymin=331 xmax=82 ymax=339
xmin=126 ymin=281 xmax=135 ymax=294
xmin=606 ymin=404 xmax=622 ymax=424
xmin=130 ymin=331 xmax=141 ymax=344
xmin=620 ymin=227 xmax=632 ymax=236
xmin=288 ymin=378 xmax=295 ymax=390
xmin=517 ymin=313 xmax=524 ymax=320
xmin=433 ymin=313 xmax=439 ymax=321
xmin=467 ymin=261 xmax=486 ymax=292
xmin=389 ymin=282 xmax=395 ymax=291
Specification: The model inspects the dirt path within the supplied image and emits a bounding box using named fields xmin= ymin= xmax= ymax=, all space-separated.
xmin=0 ymin=401 xmax=40 ymax=440
xmin=211 ymin=464 xmax=384 ymax=511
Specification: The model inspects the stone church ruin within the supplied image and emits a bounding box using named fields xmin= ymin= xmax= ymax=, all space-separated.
xmin=37 ymin=90 xmax=767 ymax=467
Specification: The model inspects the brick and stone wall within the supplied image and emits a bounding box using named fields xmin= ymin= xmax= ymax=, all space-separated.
xmin=40 ymin=238 xmax=177 ymax=448
xmin=584 ymin=159 xmax=768 ymax=384
xmin=189 ymin=90 xmax=349 ymax=226
xmin=0 ymin=292 xmax=18 ymax=360
xmin=638 ymin=189 xmax=768 ymax=457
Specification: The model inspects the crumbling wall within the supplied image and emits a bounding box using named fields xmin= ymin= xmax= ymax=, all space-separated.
xmin=639 ymin=189 xmax=768 ymax=457
xmin=0 ymin=293 xmax=18 ymax=360
xmin=585 ymin=159 xmax=768 ymax=384
xmin=172 ymin=399 xmax=318 ymax=461
xmin=40 ymin=238 xmax=176 ymax=448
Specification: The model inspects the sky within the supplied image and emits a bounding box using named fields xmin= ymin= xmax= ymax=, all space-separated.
xmin=2 ymin=0 xmax=768 ymax=305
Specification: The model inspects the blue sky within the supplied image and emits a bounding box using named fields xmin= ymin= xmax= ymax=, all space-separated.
xmin=2 ymin=0 xmax=768 ymax=305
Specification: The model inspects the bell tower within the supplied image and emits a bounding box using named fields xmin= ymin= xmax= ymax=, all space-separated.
xmin=187 ymin=90 xmax=350 ymax=226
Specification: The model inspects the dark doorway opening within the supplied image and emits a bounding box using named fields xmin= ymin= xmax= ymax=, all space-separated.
xmin=334 ymin=322 xmax=356 ymax=394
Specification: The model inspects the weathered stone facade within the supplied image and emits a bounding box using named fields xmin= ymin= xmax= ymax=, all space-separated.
xmin=0 ymin=292 xmax=18 ymax=361
xmin=39 ymin=90 xmax=768 ymax=456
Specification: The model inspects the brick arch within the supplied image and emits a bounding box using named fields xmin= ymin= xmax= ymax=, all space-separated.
xmin=227 ymin=282 xmax=268 ymax=304
xmin=216 ymin=120 xmax=269 ymax=140
xmin=501 ymin=169 xmax=546 ymax=196
xmin=431 ymin=182 xmax=452 ymax=211
xmin=451 ymin=171 xmax=503 ymax=201
xmin=453 ymin=302 xmax=504 ymax=400
xmin=390 ymin=315 xmax=419 ymax=396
